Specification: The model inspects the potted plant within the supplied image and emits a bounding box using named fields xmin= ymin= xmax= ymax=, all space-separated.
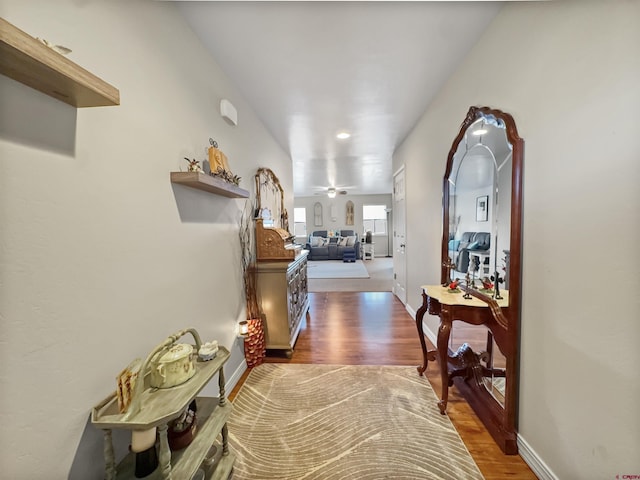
xmin=239 ymin=201 xmax=265 ymax=367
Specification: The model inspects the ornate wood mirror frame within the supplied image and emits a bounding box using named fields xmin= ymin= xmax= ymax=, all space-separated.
xmin=415 ymin=106 xmax=523 ymax=454
xmin=254 ymin=167 xmax=288 ymax=232
xmin=445 ymin=106 xmax=523 ymax=453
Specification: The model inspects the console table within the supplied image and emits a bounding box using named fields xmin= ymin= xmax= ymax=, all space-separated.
xmin=415 ymin=285 xmax=509 ymax=414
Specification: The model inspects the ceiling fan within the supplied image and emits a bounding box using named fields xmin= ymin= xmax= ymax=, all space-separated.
xmin=312 ymin=185 xmax=353 ymax=197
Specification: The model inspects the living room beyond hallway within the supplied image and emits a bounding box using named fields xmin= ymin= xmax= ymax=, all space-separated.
xmin=307 ymin=257 xmax=393 ymax=292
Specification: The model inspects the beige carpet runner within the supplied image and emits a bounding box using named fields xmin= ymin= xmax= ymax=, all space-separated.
xmin=228 ymin=364 xmax=484 ymax=479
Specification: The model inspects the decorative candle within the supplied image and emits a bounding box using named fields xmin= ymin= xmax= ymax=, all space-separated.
xmin=131 ymin=428 xmax=156 ymax=453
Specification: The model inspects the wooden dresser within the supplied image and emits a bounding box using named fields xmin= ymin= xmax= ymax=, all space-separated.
xmin=255 ymin=219 xmax=309 ymax=357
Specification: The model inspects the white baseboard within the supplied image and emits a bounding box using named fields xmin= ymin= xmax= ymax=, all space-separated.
xmin=226 ymin=359 xmax=248 ymax=394
xmin=406 ymin=303 xmax=438 ymax=346
xmin=518 ymin=434 xmax=557 ymax=480
xmin=405 ymin=304 xmax=416 ymax=318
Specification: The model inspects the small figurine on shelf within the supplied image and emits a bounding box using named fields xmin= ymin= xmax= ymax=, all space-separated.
xmin=442 ymin=257 xmax=456 ymax=287
xmin=208 ymin=138 xmax=241 ymax=186
xmin=463 ymin=269 xmax=473 ymax=299
xmin=491 ymin=270 xmax=504 ymax=300
xmin=468 ymin=256 xmax=479 ymax=289
xmin=198 ymin=341 xmax=218 ymax=361
xmin=447 ymin=279 xmax=461 ymax=293
xmin=480 ymin=277 xmax=494 ymax=294
xmin=183 ymin=157 xmax=204 ymax=173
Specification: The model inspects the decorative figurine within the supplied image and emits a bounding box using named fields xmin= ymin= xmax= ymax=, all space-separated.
xmin=36 ymin=37 xmax=72 ymax=55
xmin=480 ymin=277 xmax=494 ymax=293
xmin=463 ymin=269 xmax=472 ymax=299
xmin=184 ymin=157 xmax=203 ymax=173
xmin=491 ymin=271 xmax=504 ymax=300
xmin=442 ymin=257 xmax=456 ymax=287
xmin=447 ymin=279 xmax=461 ymax=293
xmin=198 ymin=341 xmax=219 ymax=361
xmin=208 ymin=138 xmax=241 ymax=186
xmin=468 ymin=256 xmax=478 ymax=289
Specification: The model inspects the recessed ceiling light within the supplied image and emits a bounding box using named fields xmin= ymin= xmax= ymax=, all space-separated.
xmin=336 ymin=132 xmax=351 ymax=139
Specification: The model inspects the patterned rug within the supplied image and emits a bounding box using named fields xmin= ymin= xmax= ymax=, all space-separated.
xmin=307 ymin=260 xmax=370 ymax=279
xmin=228 ymin=364 xmax=484 ymax=480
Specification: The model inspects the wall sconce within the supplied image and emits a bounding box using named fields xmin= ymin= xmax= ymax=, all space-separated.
xmin=238 ymin=320 xmax=249 ymax=337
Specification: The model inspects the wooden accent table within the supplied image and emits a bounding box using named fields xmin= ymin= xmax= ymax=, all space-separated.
xmin=415 ymin=285 xmax=510 ymax=414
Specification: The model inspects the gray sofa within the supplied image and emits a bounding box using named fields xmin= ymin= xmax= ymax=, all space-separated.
xmin=449 ymin=231 xmax=491 ymax=273
xmin=305 ymin=230 xmax=361 ymax=261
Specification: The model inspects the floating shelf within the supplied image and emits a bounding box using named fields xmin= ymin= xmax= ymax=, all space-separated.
xmin=0 ymin=17 xmax=120 ymax=107
xmin=170 ymin=172 xmax=249 ymax=198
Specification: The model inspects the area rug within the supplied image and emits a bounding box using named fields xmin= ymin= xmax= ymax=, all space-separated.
xmin=307 ymin=260 xmax=370 ymax=279
xmin=228 ymin=364 xmax=485 ymax=480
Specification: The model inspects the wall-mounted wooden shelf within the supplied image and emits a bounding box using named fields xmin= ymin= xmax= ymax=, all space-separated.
xmin=0 ymin=17 xmax=120 ymax=107
xmin=170 ymin=172 xmax=249 ymax=198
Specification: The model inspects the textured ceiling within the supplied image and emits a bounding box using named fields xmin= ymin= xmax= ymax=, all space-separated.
xmin=179 ymin=1 xmax=502 ymax=196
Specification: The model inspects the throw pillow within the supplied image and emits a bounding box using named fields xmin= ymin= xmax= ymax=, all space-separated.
xmin=346 ymin=235 xmax=357 ymax=246
xmin=310 ymin=236 xmax=321 ymax=247
xmin=320 ymin=237 xmax=330 ymax=246
xmin=467 ymin=241 xmax=479 ymax=250
xmin=448 ymin=239 xmax=460 ymax=251
xmin=337 ymin=236 xmax=348 ymax=246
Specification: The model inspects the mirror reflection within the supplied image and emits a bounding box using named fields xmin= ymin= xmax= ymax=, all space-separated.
xmin=449 ymin=324 xmax=506 ymax=407
xmin=444 ymin=111 xmax=516 ymax=417
xmin=447 ymin=116 xmax=512 ymax=300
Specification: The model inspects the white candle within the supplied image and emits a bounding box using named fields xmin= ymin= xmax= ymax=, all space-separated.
xmin=131 ymin=428 xmax=156 ymax=452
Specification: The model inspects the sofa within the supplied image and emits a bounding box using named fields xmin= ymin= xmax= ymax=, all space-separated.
xmin=305 ymin=230 xmax=361 ymax=261
xmin=449 ymin=231 xmax=491 ymax=273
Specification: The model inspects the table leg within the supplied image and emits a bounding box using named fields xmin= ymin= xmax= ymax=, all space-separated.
xmin=437 ymin=308 xmax=453 ymax=414
xmin=103 ymin=429 xmax=116 ymax=480
xmin=157 ymin=424 xmax=172 ymax=479
xmin=415 ymin=290 xmax=436 ymax=375
xmin=221 ymin=423 xmax=229 ymax=456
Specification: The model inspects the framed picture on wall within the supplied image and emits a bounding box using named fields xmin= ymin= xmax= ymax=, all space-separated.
xmin=476 ymin=195 xmax=489 ymax=222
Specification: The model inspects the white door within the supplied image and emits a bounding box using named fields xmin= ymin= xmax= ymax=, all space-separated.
xmin=393 ymin=168 xmax=407 ymax=304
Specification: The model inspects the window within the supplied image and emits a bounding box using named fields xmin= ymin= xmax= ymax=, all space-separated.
xmin=293 ymin=207 xmax=307 ymax=236
xmin=362 ymin=205 xmax=387 ymax=235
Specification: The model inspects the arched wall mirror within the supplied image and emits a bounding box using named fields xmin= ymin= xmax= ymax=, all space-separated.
xmin=255 ymin=167 xmax=288 ymax=232
xmin=442 ymin=106 xmax=523 ymax=453
xmin=415 ymin=106 xmax=523 ymax=455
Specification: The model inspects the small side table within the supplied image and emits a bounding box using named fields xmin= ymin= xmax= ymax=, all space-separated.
xmin=362 ymin=242 xmax=374 ymax=260
xmin=469 ymin=250 xmax=490 ymax=276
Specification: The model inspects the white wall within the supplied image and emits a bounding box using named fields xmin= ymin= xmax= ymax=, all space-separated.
xmin=295 ymin=194 xmax=393 ymax=256
xmin=0 ymin=1 xmax=292 ymax=477
xmin=395 ymin=1 xmax=640 ymax=478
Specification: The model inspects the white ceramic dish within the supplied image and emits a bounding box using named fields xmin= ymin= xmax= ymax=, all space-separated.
xmin=150 ymin=343 xmax=195 ymax=389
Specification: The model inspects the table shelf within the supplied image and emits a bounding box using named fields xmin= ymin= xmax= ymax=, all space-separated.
xmin=92 ymin=348 xmax=230 ymax=430
xmin=110 ymin=397 xmax=233 ymax=480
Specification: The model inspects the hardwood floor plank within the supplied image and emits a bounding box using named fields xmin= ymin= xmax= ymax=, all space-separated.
xmin=230 ymin=291 xmax=537 ymax=480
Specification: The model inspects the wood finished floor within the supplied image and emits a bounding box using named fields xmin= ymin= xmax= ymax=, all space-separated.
xmin=230 ymin=291 xmax=537 ymax=480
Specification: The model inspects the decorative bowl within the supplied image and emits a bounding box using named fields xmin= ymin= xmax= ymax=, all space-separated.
xmin=150 ymin=343 xmax=195 ymax=389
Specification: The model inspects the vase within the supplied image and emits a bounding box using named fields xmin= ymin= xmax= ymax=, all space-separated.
xmin=244 ymin=318 xmax=266 ymax=367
